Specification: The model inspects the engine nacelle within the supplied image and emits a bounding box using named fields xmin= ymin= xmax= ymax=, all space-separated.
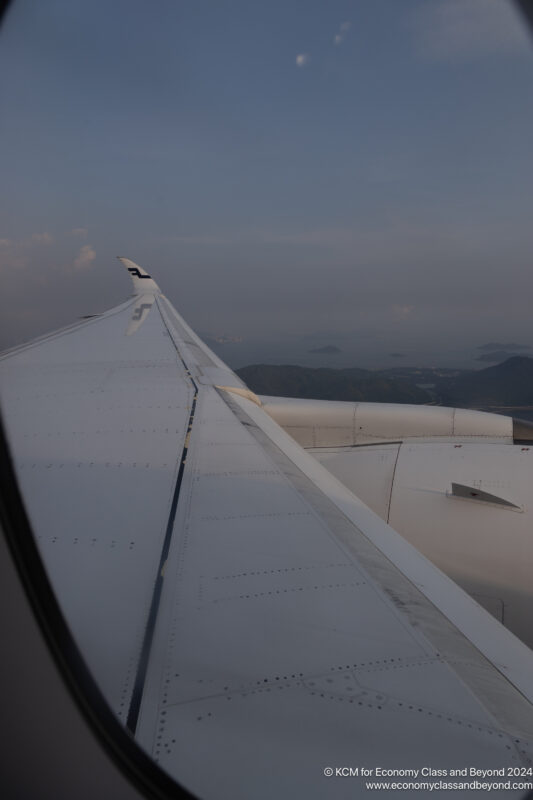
xmin=260 ymin=396 xmax=517 ymax=447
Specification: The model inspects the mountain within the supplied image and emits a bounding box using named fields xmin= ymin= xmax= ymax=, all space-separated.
xmin=237 ymin=357 xmax=533 ymax=409
xmin=440 ymin=356 xmax=533 ymax=406
xmin=476 ymin=351 xmax=526 ymax=363
xmin=477 ymin=342 xmax=530 ymax=352
xmin=236 ymin=364 xmax=431 ymax=403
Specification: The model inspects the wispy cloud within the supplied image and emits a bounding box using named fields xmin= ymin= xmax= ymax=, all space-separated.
xmin=160 ymin=233 xmax=241 ymax=246
xmin=0 ymin=232 xmax=54 ymax=273
xmin=393 ymin=304 xmax=415 ymax=320
xmin=73 ymin=244 xmax=96 ymax=271
xmin=0 ymin=230 xmax=98 ymax=277
xmin=30 ymin=232 xmax=53 ymax=245
xmin=411 ymin=0 xmax=529 ymax=62
xmin=70 ymin=227 xmax=88 ymax=238
xmin=0 ymin=246 xmax=29 ymax=273
xmin=295 ymin=20 xmax=351 ymax=69
xmin=334 ymin=20 xmax=351 ymax=46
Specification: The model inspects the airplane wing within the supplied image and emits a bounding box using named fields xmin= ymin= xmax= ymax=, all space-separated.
xmin=1 ymin=260 xmax=533 ymax=799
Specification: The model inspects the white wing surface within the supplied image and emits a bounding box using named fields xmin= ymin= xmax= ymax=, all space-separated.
xmin=1 ymin=261 xmax=533 ymax=799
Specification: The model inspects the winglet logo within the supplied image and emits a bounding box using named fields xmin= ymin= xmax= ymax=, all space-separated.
xmin=132 ymin=303 xmax=153 ymax=321
xmin=127 ymin=267 xmax=152 ymax=279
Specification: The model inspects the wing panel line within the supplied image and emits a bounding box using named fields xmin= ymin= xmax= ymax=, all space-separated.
xmin=126 ymin=301 xmax=199 ymax=735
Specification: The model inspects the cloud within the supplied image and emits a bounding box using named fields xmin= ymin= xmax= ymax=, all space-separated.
xmin=393 ymin=304 xmax=414 ymax=320
xmin=73 ymin=244 xmax=96 ymax=271
xmin=70 ymin=227 xmax=88 ymax=238
xmin=159 ymin=233 xmax=242 ymax=246
xmin=308 ymin=344 xmax=342 ymax=354
xmin=0 ymin=232 xmax=54 ymax=273
xmin=295 ymin=53 xmax=309 ymax=67
xmin=0 ymin=244 xmax=29 ymax=273
xmin=411 ymin=0 xmax=530 ymax=62
xmin=334 ymin=21 xmax=351 ymax=46
xmin=30 ymin=232 xmax=53 ymax=245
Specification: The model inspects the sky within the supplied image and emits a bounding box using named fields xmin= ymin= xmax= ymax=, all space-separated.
xmin=1 ymin=0 xmax=533 ymax=368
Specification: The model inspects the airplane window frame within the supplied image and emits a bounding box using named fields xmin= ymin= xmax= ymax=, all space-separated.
xmin=2 ymin=2 xmax=533 ymax=799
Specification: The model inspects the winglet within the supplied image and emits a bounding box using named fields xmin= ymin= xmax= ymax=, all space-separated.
xmin=117 ymin=257 xmax=161 ymax=295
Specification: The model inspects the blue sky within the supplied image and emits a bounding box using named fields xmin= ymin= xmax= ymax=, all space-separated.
xmin=1 ymin=0 xmax=533 ymax=367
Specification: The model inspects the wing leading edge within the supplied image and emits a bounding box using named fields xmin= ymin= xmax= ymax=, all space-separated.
xmin=1 ymin=260 xmax=533 ymax=799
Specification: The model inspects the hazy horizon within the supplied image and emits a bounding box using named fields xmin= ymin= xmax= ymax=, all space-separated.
xmin=207 ymin=334 xmax=533 ymax=371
